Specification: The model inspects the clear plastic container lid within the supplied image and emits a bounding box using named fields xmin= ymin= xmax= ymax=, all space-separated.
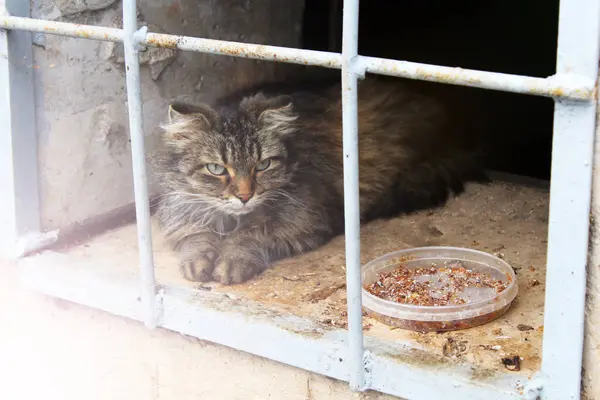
xmin=361 ymin=246 xmax=518 ymax=329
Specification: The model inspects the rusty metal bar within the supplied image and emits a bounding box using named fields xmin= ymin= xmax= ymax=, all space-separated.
xmin=0 ymin=15 xmax=596 ymax=101
xmin=0 ymin=14 xmax=123 ymax=42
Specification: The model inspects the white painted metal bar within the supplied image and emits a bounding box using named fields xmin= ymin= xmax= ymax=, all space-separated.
xmin=541 ymin=0 xmax=600 ymax=398
xmin=121 ymin=0 xmax=157 ymax=329
xmin=340 ymin=0 xmax=365 ymax=391
xmin=0 ymin=1 xmax=57 ymax=259
xmin=0 ymin=15 xmax=596 ymax=102
xmin=0 ymin=14 xmax=123 ymax=42
xmin=358 ymin=56 xmax=594 ymax=101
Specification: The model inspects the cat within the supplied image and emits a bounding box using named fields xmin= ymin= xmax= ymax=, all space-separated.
xmin=151 ymin=74 xmax=486 ymax=285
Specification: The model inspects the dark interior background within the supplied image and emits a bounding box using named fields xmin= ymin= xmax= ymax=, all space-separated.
xmin=302 ymin=0 xmax=559 ymax=180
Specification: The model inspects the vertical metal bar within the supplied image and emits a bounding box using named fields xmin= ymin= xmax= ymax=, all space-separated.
xmin=541 ymin=0 xmax=600 ymax=398
xmin=340 ymin=0 xmax=364 ymax=391
xmin=122 ymin=0 xmax=157 ymax=328
xmin=0 ymin=1 xmax=43 ymax=258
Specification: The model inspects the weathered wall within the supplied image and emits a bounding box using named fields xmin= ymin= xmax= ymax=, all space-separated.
xmin=584 ymin=89 xmax=600 ymax=400
xmin=31 ymin=0 xmax=304 ymax=230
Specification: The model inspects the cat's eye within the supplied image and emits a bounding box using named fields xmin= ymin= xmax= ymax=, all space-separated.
xmin=206 ymin=163 xmax=226 ymax=175
xmin=255 ymin=159 xmax=271 ymax=172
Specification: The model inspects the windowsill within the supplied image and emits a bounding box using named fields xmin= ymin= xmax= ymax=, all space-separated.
xmin=18 ymin=178 xmax=548 ymax=399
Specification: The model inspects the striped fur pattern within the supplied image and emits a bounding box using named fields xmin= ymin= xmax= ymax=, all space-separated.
xmin=151 ymin=75 xmax=486 ymax=284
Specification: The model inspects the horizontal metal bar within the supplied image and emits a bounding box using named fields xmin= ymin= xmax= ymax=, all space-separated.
xmin=0 ymin=15 xmax=595 ymax=101
xmin=18 ymin=255 xmax=531 ymax=400
xmin=0 ymin=15 xmax=123 ymax=42
xmin=359 ymin=57 xmax=595 ymax=101
xmin=143 ymin=32 xmax=340 ymax=70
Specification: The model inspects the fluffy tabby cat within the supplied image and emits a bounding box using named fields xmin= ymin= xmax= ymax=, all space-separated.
xmin=152 ymin=75 xmax=485 ymax=285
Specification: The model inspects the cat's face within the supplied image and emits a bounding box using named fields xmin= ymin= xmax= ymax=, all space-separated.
xmin=160 ymin=94 xmax=298 ymax=216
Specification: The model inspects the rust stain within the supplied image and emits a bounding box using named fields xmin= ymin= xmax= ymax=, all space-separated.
xmin=549 ymin=87 xmax=565 ymax=98
xmin=414 ymin=67 xmax=486 ymax=87
xmin=147 ymin=35 xmax=179 ymax=49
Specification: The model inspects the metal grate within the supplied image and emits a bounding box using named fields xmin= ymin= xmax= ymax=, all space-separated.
xmin=1 ymin=0 xmax=599 ymax=399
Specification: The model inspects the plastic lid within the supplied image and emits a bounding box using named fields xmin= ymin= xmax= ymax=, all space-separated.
xmin=361 ymin=246 xmax=518 ymax=322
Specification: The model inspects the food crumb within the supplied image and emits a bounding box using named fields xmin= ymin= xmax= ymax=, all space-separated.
xmin=502 ymin=355 xmax=522 ymax=371
xmin=478 ymin=344 xmax=502 ymax=351
xmin=443 ymin=337 xmax=468 ymax=357
xmin=517 ymin=324 xmax=534 ymax=332
xmin=364 ymin=261 xmax=508 ymax=307
xmin=529 ymin=279 xmax=541 ymax=287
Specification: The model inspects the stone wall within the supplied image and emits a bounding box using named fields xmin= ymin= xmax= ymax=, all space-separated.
xmin=31 ymin=0 xmax=304 ymax=230
xmin=584 ymin=113 xmax=600 ymax=400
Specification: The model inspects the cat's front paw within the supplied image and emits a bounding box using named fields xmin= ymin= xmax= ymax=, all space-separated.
xmin=212 ymin=253 xmax=268 ymax=285
xmin=180 ymin=256 xmax=215 ymax=282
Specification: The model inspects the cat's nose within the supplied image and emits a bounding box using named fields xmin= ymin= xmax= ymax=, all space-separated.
xmin=236 ymin=193 xmax=254 ymax=204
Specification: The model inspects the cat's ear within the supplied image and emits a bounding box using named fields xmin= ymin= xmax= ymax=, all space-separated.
xmin=242 ymin=94 xmax=297 ymax=136
xmin=167 ymin=102 xmax=218 ymax=127
xmin=163 ymin=102 xmax=218 ymax=145
xmin=259 ymin=96 xmax=297 ymax=136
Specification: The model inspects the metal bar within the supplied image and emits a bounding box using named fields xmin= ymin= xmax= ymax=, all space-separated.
xmin=359 ymin=56 xmax=595 ymax=101
xmin=0 ymin=15 xmax=123 ymax=42
xmin=139 ymin=36 xmax=593 ymax=102
xmin=541 ymin=0 xmax=600 ymax=398
xmin=340 ymin=0 xmax=364 ymax=391
xmin=143 ymin=32 xmax=341 ymax=70
xmin=0 ymin=1 xmax=50 ymax=258
xmin=122 ymin=0 xmax=157 ymax=329
xmin=0 ymin=15 xmax=596 ymax=101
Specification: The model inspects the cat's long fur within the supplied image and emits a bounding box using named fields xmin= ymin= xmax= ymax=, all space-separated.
xmin=152 ymin=75 xmax=486 ymax=284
